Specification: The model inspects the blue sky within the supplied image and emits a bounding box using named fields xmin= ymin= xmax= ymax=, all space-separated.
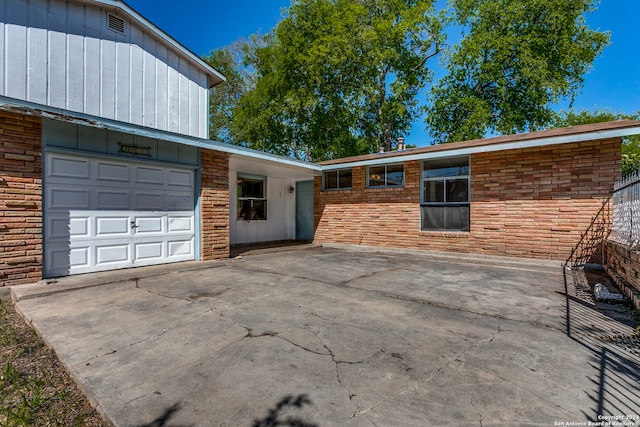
xmin=126 ymin=0 xmax=640 ymax=145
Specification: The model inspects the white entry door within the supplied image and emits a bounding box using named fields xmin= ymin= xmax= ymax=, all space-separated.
xmin=44 ymin=153 xmax=196 ymax=277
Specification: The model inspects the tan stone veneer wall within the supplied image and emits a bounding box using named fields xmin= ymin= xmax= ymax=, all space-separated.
xmin=0 ymin=111 xmax=43 ymax=286
xmin=604 ymin=241 xmax=640 ymax=307
xmin=314 ymin=138 xmax=621 ymax=261
xmin=200 ymin=149 xmax=230 ymax=259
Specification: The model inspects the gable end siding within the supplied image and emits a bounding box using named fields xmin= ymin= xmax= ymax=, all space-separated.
xmin=0 ymin=0 xmax=210 ymax=138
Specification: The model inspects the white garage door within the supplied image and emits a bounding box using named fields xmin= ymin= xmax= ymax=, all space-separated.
xmin=44 ymin=153 xmax=196 ymax=277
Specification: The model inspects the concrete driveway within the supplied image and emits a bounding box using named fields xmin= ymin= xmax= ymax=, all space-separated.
xmin=11 ymin=246 xmax=640 ymax=426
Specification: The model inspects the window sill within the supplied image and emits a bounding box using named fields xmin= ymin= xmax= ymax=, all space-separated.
xmin=419 ymin=230 xmax=470 ymax=239
xmin=321 ymin=188 xmax=352 ymax=193
xmin=365 ymin=186 xmax=405 ymax=191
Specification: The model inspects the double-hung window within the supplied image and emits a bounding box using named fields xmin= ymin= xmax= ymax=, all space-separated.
xmin=421 ymin=157 xmax=470 ymax=231
xmin=367 ymin=163 xmax=404 ymax=188
xmin=323 ymin=168 xmax=352 ymax=190
xmin=237 ymin=175 xmax=267 ymax=220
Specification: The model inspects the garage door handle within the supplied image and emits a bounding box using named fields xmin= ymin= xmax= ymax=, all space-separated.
xmin=130 ymin=221 xmax=139 ymax=230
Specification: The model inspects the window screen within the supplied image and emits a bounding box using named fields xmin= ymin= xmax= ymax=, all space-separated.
xmin=421 ymin=157 xmax=469 ymax=231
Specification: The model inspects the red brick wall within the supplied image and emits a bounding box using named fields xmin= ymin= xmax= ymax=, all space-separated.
xmin=201 ymin=149 xmax=230 ymax=259
xmin=315 ymin=138 xmax=621 ymax=261
xmin=0 ymin=111 xmax=43 ymax=286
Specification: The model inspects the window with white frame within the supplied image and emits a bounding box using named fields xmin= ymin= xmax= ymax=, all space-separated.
xmin=421 ymin=157 xmax=470 ymax=231
xmin=367 ymin=163 xmax=404 ymax=188
xmin=323 ymin=168 xmax=352 ymax=190
xmin=237 ymin=175 xmax=267 ymax=220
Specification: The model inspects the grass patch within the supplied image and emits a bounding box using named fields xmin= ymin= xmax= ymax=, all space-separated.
xmin=0 ymin=299 xmax=108 ymax=426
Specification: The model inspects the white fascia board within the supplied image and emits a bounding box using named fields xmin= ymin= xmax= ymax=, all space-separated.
xmin=88 ymin=0 xmax=225 ymax=86
xmin=0 ymin=96 xmax=321 ymax=172
xmin=320 ymin=127 xmax=640 ymax=171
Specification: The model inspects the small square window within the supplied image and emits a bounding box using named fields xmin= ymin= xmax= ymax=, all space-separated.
xmin=323 ymin=168 xmax=352 ymax=190
xmin=237 ymin=175 xmax=267 ymax=220
xmin=367 ymin=163 xmax=404 ymax=188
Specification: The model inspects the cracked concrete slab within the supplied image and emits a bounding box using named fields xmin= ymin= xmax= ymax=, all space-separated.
xmin=12 ymin=247 xmax=640 ymax=426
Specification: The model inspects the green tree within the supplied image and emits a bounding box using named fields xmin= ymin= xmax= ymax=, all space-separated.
xmin=232 ymin=0 xmax=444 ymax=161
xmin=426 ymin=0 xmax=610 ymax=143
xmin=203 ymin=42 xmax=251 ymax=144
xmin=553 ymin=109 xmax=640 ymax=177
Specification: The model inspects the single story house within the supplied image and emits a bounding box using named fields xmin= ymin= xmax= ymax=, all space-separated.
xmin=314 ymin=122 xmax=639 ymax=260
xmin=2 ymin=0 xmax=639 ymax=287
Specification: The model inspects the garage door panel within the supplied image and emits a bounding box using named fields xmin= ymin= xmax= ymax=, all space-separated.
xmin=96 ymin=161 xmax=130 ymax=183
xmin=46 ymin=216 xmax=90 ymax=240
xmin=167 ymin=194 xmax=193 ymax=210
xmin=168 ymin=216 xmax=192 ymax=233
xmin=49 ymin=156 xmax=90 ymax=179
xmin=168 ymin=169 xmax=192 ymax=187
xmin=96 ymin=244 xmax=130 ymax=264
xmin=134 ymin=217 xmax=163 ymax=233
xmin=168 ymin=240 xmax=193 ymax=257
xmin=134 ymin=193 xmax=164 ymax=210
xmin=46 ymin=243 xmax=90 ymax=276
xmin=69 ymin=247 xmax=90 ymax=268
xmin=48 ymin=187 xmax=90 ymax=210
xmin=96 ymin=216 xmax=130 ymax=236
xmin=135 ymin=242 xmax=163 ymax=260
xmin=69 ymin=217 xmax=90 ymax=237
xmin=135 ymin=166 xmax=164 ymax=185
xmin=96 ymin=190 xmax=130 ymax=210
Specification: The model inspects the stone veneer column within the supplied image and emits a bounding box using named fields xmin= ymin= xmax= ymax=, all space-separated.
xmin=200 ymin=149 xmax=230 ymax=259
xmin=0 ymin=111 xmax=43 ymax=286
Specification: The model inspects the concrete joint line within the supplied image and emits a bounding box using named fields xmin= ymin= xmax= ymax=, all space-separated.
xmin=336 ymin=268 xmax=405 ymax=288
xmin=231 ymin=262 xmax=337 ymax=286
xmin=350 ymin=284 xmax=565 ymax=333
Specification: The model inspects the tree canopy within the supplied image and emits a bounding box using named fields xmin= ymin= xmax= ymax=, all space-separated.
xmin=207 ymin=0 xmax=611 ymax=160
xmin=227 ymin=0 xmax=444 ymax=161
xmin=426 ymin=0 xmax=610 ymax=143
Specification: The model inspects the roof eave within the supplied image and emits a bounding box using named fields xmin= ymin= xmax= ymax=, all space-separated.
xmin=0 ymin=96 xmax=321 ymax=172
xmin=321 ymin=125 xmax=640 ymax=171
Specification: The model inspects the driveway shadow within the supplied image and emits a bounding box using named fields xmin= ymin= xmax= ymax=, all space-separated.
xmin=562 ymin=266 xmax=640 ymax=419
xmin=136 ymin=403 xmax=193 ymax=427
xmin=253 ymin=394 xmax=318 ymax=427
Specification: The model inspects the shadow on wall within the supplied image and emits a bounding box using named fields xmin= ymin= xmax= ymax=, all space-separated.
xmin=565 ymin=198 xmax=611 ymax=268
xmin=562 ymin=268 xmax=640 ymax=419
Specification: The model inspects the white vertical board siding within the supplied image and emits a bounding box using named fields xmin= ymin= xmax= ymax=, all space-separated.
xmin=228 ymin=158 xmax=317 ymax=246
xmin=5 ymin=0 xmax=28 ymax=100
xmin=26 ymin=0 xmax=47 ymax=104
xmin=1 ymin=0 xmax=211 ymax=138
xmin=0 ymin=2 xmax=5 ymax=91
xmin=84 ymin=36 xmax=101 ymax=116
xmin=100 ymin=38 xmax=116 ymax=118
xmin=142 ymin=34 xmax=157 ymax=129
xmin=115 ymin=39 xmax=130 ymax=123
